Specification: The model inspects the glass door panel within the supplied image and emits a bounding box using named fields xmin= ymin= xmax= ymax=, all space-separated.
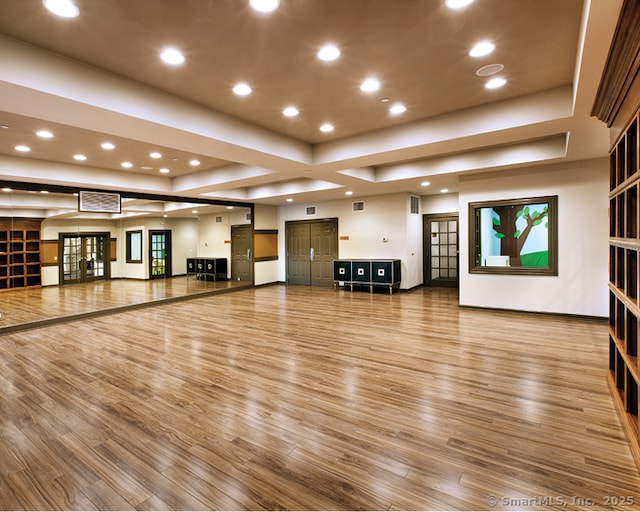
xmin=61 ymin=234 xmax=108 ymax=284
xmin=424 ymin=215 xmax=459 ymax=287
xmin=62 ymin=236 xmax=82 ymax=283
xmin=84 ymin=235 xmax=106 ymax=281
xmin=149 ymin=230 xmax=171 ymax=279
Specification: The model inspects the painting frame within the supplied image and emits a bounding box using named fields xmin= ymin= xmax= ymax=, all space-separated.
xmin=468 ymin=195 xmax=558 ymax=276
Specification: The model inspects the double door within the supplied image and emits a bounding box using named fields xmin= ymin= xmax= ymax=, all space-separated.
xmin=286 ymin=219 xmax=337 ymax=287
xmin=61 ymin=233 xmax=109 ymax=284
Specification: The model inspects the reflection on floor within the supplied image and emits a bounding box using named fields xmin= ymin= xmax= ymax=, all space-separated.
xmin=0 ymin=276 xmax=251 ymax=333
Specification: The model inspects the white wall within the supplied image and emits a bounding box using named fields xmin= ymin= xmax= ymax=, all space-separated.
xmin=42 ymin=215 xmax=201 ymax=284
xmin=119 ymin=219 xmax=148 ymax=280
xmin=119 ymin=216 xmax=198 ymax=278
xmin=197 ymin=213 xmax=231 ymax=278
xmin=277 ymin=193 xmax=421 ymax=289
xmin=458 ymin=158 xmax=608 ymax=316
xmin=422 ymin=192 xmax=458 ymax=214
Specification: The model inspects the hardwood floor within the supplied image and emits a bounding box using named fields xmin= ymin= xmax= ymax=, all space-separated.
xmin=0 ymin=277 xmax=249 ymax=333
xmin=0 ymin=284 xmax=638 ymax=510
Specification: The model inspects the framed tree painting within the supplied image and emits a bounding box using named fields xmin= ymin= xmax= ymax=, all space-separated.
xmin=468 ymin=195 xmax=558 ymax=275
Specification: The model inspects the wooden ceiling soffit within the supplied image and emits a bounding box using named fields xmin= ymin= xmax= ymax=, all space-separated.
xmin=592 ymin=0 xmax=640 ymax=126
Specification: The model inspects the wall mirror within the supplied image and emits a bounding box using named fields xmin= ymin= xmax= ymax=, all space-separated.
xmin=0 ymin=181 xmax=253 ymax=331
xmin=468 ymin=195 xmax=558 ymax=275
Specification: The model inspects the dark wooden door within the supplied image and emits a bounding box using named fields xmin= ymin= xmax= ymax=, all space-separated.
xmin=149 ymin=230 xmax=172 ymax=279
xmin=231 ymin=225 xmax=252 ymax=282
xmin=286 ymin=222 xmax=311 ymax=285
xmin=310 ymin=221 xmax=336 ymax=287
xmin=423 ymin=214 xmax=459 ymax=287
xmin=286 ymin=219 xmax=337 ymax=287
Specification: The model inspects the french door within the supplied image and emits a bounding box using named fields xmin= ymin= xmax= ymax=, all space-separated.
xmin=424 ymin=214 xmax=459 ymax=287
xmin=61 ymin=233 xmax=109 ymax=284
xmin=149 ymin=230 xmax=172 ymax=279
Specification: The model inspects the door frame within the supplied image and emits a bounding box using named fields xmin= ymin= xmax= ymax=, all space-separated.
xmin=285 ymin=218 xmax=338 ymax=286
xmin=231 ymin=224 xmax=253 ymax=283
xmin=149 ymin=229 xmax=172 ymax=280
xmin=58 ymin=231 xmax=111 ymax=285
xmin=423 ymin=213 xmax=459 ymax=288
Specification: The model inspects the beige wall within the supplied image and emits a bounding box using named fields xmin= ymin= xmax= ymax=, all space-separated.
xmin=458 ymin=158 xmax=608 ymax=316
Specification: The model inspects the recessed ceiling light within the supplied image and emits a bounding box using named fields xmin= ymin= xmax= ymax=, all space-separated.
xmin=283 ymin=106 xmax=299 ymax=117
xmin=140 ymin=166 xmax=153 ymax=170
xmin=345 ymin=190 xmax=353 ymax=196
xmin=192 ymin=210 xmax=198 ymax=214
xmin=380 ymin=97 xmax=390 ymax=103
xmin=320 ymin=123 xmax=334 ymax=133
xmin=389 ymin=103 xmax=407 ymax=115
xmin=485 ymin=77 xmax=507 ymax=89
xmin=317 ymin=44 xmax=340 ymax=62
xmin=360 ymin=78 xmax=380 ymax=93
xmin=43 ymin=0 xmax=79 ymax=18
xmin=36 ymin=130 xmax=53 ymax=138
xmin=160 ymin=47 xmax=185 ymax=65
xmin=421 ymin=181 xmax=431 ymax=187
xmin=286 ymin=198 xmax=293 ymax=202
xmin=15 ymin=145 xmax=31 ymax=152
xmin=189 ymin=159 xmax=200 ymax=166
xmin=233 ymin=82 xmax=252 ymax=96
xmin=476 ymin=63 xmax=504 ymax=76
xmin=159 ymin=168 xmax=170 ymax=174
xmin=121 ymin=161 xmax=133 ymax=168
xmin=150 ymin=152 xmax=162 ymax=159
xmin=73 ymin=154 xmax=87 ymax=161
xmin=101 ymin=142 xmax=115 ymax=150
xmin=0 ymin=125 xmax=10 ymax=129
xmin=2 ymin=188 xmax=13 ymax=192
xmin=445 ymin=0 xmax=473 ymax=9
xmin=441 ymin=188 xmax=449 ymax=193
xmin=249 ymin=0 xmax=279 ymax=13
xmin=469 ymin=40 xmax=495 ymax=58
xmin=226 ymin=206 xmax=234 ymax=210
xmin=40 ymin=190 xmax=49 ymax=194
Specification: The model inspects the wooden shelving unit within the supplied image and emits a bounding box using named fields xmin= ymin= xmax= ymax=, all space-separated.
xmin=592 ymin=0 xmax=640 ymax=470
xmin=0 ymin=219 xmax=42 ymax=290
xmin=609 ymin=112 xmax=640 ymax=460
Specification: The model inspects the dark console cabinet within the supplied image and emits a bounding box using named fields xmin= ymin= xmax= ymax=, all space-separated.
xmin=186 ymin=257 xmax=227 ymax=280
xmin=352 ymin=260 xmax=371 ymax=283
xmin=333 ymin=259 xmax=401 ymax=294
xmin=333 ymin=260 xmax=351 ymax=281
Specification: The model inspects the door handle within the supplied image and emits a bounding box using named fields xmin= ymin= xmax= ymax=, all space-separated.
xmin=247 ymin=248 xmax=251 ymax=260
xmin=310 ymin=247 xmax=315 ymax=262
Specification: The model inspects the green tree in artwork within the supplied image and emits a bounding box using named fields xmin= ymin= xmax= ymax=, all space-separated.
xmin=492 ymin=204 xmax=549 ymax=266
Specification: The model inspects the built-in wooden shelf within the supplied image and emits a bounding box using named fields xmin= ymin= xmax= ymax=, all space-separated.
xmin=0 ymin=219 xmax=42 ymax=290
xmin=608 ymin=110 xmax=640 ymax=469
xmin=594 ymin=0 xmax=640 ymax=471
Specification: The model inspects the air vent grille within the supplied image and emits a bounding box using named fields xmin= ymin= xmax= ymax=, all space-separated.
xmin=78 ymin=191 xmax=121 ymax=213
xmin=410 ymin=195 xmax=420 ymax=215
xmin=352 ymin=201 xmax=365 ymax=212
xmin=305 ymin=206 xmax=317 ymax=216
